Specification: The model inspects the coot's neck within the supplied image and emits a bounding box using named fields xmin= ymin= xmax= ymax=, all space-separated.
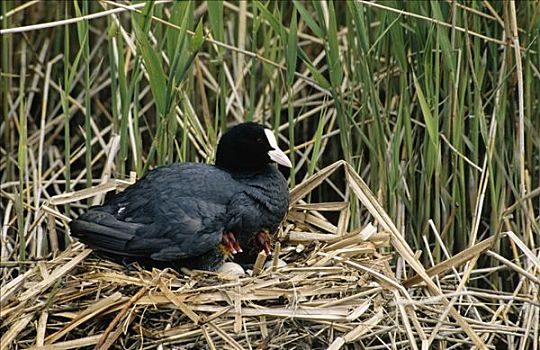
xmin=218 ymin=163 xmax=276 ymax=177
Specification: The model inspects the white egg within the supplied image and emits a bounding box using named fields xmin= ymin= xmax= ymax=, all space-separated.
xmin=218 ymin=262 xmax=245 ymax=277
xmin=264 ymin=258 xmax=287 ymax=269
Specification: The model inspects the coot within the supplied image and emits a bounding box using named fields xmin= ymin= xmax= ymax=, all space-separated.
xmin=69 ymin=122 xmax=291 ymax=271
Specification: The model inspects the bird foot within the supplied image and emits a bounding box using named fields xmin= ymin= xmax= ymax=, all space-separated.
xmin=222 ymin=231 xmax=243 ymax=254
xmin=257 ymin=231 xmax=272 ymax=255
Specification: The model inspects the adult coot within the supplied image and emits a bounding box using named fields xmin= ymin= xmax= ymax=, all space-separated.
xmin=69 ymin=122 xmax=291 ymax=271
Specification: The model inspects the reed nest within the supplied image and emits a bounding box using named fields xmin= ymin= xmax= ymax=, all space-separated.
xmin=1 ymin=161 xmax=538 ymax=350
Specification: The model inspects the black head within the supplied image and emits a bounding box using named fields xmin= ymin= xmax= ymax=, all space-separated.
xmin=215 ymin=122 xmax=292 ymax=172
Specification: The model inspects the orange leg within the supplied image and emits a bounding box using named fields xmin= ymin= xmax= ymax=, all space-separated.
xmin=256 ymin=231 xmax=272 ymax=255
xmin=222 ymin=231 xmax=243 ymax=254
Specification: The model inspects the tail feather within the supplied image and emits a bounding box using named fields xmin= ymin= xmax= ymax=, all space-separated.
xmin=70 ymin=211 xmax=145 ymax=256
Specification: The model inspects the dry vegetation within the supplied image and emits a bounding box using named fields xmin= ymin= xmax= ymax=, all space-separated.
xmin=1 ymin=1 xmax=539 ymax=349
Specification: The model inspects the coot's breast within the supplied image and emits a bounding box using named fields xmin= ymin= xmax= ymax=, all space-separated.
xmin=226 ymin=165 xmax=289 ymax=259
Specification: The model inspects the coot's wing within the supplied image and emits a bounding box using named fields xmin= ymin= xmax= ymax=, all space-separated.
xmin=70 ymin=163 xmax=239 ymax=261
xmin=71 ymin=197 xmax=228 ymax=260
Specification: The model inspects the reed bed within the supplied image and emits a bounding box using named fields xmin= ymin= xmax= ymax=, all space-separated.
xmin=1 ymin=1 xmax=539 ymax=349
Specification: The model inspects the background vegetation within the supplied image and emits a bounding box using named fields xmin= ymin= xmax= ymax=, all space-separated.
xmin=1 ymin=0 xmax=539 ymax=295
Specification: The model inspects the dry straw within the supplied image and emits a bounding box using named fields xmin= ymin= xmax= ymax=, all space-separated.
xmin=2 ymin=161 xmax=537 ymax=349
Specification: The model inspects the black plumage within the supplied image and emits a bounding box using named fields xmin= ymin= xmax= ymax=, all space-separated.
xmin=69 ymin=122 xmax=291 ymax=271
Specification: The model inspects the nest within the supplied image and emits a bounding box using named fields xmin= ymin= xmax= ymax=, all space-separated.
xmin=1 ymin=162 xmax=537 ymax=349
xmin=2 ymin=228 xmax=392 ymax=350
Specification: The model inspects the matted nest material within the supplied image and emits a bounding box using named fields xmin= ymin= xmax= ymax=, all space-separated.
xmin=2 ymin=162 xmax=538 ymax=350
xmin=1 ymin=229 xmax=392 ymax=350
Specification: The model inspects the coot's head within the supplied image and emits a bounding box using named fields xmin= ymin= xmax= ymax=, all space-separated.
xmin=215 ymin=122 xmax=292 ymax=172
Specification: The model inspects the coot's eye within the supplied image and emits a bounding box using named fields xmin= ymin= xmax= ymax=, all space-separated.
xmin=256 ymin=138 xmax=263 ymax=143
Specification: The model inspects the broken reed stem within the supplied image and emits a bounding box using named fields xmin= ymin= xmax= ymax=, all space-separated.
xmin=252 ymin=250 xmax=267 ymax=276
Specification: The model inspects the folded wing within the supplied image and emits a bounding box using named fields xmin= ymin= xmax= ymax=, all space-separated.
xmin=70 ymin=163 xmax=239 ymax=261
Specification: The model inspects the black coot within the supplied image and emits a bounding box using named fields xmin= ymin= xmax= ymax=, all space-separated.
xmin=69 ymin=122 xmax=291 ymax=271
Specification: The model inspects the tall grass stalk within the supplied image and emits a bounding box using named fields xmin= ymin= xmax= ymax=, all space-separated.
xmin=61 ymin=3 xmax=71 ymax=220
xmin=286 ymin=6 xmax=297 ymax=186
xmin=1 ymin=1 xmax=12 ymax=182
xmin=74 ymin=1 xmax=92 ymax=202
xmin=16 ymin=41 xmax=27 ymax=264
